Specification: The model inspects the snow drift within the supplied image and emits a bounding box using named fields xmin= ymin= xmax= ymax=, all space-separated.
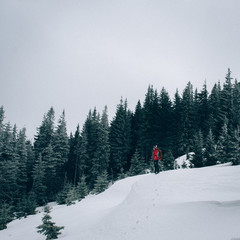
xmin=1 ymin=163 xmax=240 ymax=240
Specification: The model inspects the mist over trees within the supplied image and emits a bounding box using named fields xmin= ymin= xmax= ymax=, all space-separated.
xmin=0 ymin=68 xmax=240 ymax=227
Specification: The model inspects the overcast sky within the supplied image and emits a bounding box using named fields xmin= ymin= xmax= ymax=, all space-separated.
xmin=1 ymin=0 xmax=240 ymax=140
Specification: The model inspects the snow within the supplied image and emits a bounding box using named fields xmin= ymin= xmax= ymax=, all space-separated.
xmin=174 ymin=152 xmax=194 ymax=168
xmin=1 ymin=164 xmax=240 ymax=240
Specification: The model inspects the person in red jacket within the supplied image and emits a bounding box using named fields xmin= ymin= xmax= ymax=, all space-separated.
xmin=152 ymin=145 xmax=162 ymax=174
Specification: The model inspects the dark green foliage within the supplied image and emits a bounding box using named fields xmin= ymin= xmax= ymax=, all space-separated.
xmin=32 ymin=154 xmax=47 ymax=205
xmin=15 ymin=192 xmax=37 ymax=218
xmin=67 ymin=125 xmax=81 ymax=186
xmin=93 ymin=170 xmax=109 ymax=194
xmin=191 ymin=131 xmax=204 ymax=167
xmin=37 ymin=206 xmax=64 ymax=240
xmin=52 ymin=111 xmax=69 ymax=193
xmin=76 ymin=175 xmax=88 ymax=200
xmin=0 ymin=202 xmax=13 ymax=230
xmin=204 ymin=129 xmax=218 ymax=166
xmin=216 ymin=118 xmax=231 ymax=163
xmin=56 ymin=182 xmax=72 ymax=205
xmin=109 ymin=99 xmax=132 ymax=178
xmin=181 ymin=82 xmax=196 ymax=152
xmin=129 ymin=149 xmax=146 ymax=176
xmin=163 ymin=150 xmax=175 ymax=170
xmin=231 ymin=128 xmax=240 ymax=165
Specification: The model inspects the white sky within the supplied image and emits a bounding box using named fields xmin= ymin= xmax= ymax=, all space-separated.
xmin=1 ymin=0 xmax=240 ymax=140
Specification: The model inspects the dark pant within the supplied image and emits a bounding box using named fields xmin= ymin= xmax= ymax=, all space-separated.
xmin=153 ymin=160 xmax=159 ymax=174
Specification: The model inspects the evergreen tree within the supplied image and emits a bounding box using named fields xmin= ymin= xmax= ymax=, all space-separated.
xmin=232 ymin=80 xmax=240 ymax=128
xmin=109 ymin=99 xmax=132 ymax=178
xmin=131 ymin=100 xmax=144 ymax=156
xmin=204 ymin=129 xmax=218 ymax=166
xmin=227 ymin=127 xmax=240 ymax=165
xmin=56 ymin=182 xmax=72 ymax=205
xmin=65 ymin=186 xmax=77 ymax=206
xmin=0 ymin=123 xmax=18 ymax=202
xmin=158 ymin=87 xmax=173 ymax=150
xmin=219 ymin=68 xmax=234 ymax=129
xmin=67 ymin=125 xmax=81 ymax=185
xmin=15 ymin=192 xmax=37 ymax=218
xmin=34 ymin=107 xmax=55 ymax=156
xmin=32 ymin=154 xmax=47 ymax=205
xmin=0 ymin=202 xmax=13 ymax=230
xmin=52 ymin=110 xmax=69 ymax=193
xmin=172 ymin=89 xmax=184 ymax=157
xmin=216 ymin=118 xmax=230 ymax=163
xmin=181 ymin=82 xmax=196 ymax=152
xmin=37 ymin=205 xmax=64 ymax=240
xmin=163 ymin=150 xmax=175 ymax=170
xmin=129 ymin=149 xmax=145 ymax=176
xmin=76 ymin=175 xmax=88 ymax=200
xmin=25 ymin=140 xmax=35 ymax=192
xmin=231 ymin=127 xmax=240 ymax=165
xmin=209 ymin=82 xmax=221 ymax=139
xmin=141 ymin=86 xmax=159 ymax=163
xmin=98 ymin=106 xmax=110 ymax=173
xmin=16 ymin=128 xmax=28 ymax=197
xmin=196 ymin=82 xmax=210 ymax=138
xmin=191 ymin=131 xmax=204 ymax=167
xmin=93 ymin=170 xmax=109 ymax=194
xmin=0 ymin=106 xmax=4 ymax=154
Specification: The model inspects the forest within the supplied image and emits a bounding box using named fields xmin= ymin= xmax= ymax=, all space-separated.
xmin=0 ymin=68 xmax=240 ymax=229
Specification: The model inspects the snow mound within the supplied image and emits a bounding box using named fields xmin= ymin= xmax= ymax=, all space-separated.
xmin=174 ymin=153 xmax=194 ymax=168
xmin=1 ymin=164 xmax=240 ymax=240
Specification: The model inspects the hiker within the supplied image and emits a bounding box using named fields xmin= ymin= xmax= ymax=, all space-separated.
xmin=152 ymin=145 xmax=162 ymax=174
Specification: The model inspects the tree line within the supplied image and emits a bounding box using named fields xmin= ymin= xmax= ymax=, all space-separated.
xmin=0 ymin=68 xmax=240 ymax=229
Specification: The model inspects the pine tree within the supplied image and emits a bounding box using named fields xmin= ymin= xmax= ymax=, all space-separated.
xmin=232 ymin=80 xmax=240 ymax=128
xmin=56 ymin=182 xmax=72 ymax=205
xmin=216 ymin=118 xmax=231 ymax=163
xmin=132 ymin=100 xmax=144 ymax=156
xmin=0 ymin=123 xmax=19 ymax=203
xmin=0 ymin=106 xmax=4 ymax=154
xmin=65 ymin=186 xmax=77 ymax=206
xmin=93 ymin=170 xmax=109 ymax=194
xmin=32 ymin=154 xmax=47 ymax=205
xmin=219 ymin=68 xmax=234 ymax=129
xmin=181 ymin=82 xmax=196 ymax=152
xmin=34 ymin=107 xmax=55 ymax=156
xmin=129 ymin=149 xmax=146 ymax=176
xmin=158 ymin=87 xmax=173 ymax=150
xmin=231 ymin=127 xmax=240 ymax=165
xmin=191 ymin=131 xmax=204 ymax=167
xmin=141 ymin=86 xmax=159 ymax=164
xmin=204 ymin=129 xmax=218 ymax=166
xmin=76 ymin=175 xmax=88 ymax=200
xmin=37 ymin=205 xmax=64 ymax=240
xmin=109 ymin=98 xmax=132 ymax=178
xmin=16 ymin=128 xmax=28 ymax=197
xmin=172 ymin=89 xmax=184 ymax=157
xmin=227 ymin=127 xmax=240 ymax=165
xmin=15 ymin=192 xmax=37 ymax=218
xmin=209 ymin=82 xmax=221 ymax=139
xmin=0 ymin=202 xmax=13 ymax=230
xmin=67 ymin=125 xmax=81 ymax=185
xmin=52 ymin=110 xmax=69 ymax=193
xmin=163 ymin=150 xmax=175 ymax=170
xmin=197 ymin=82 xmax=210 ymax=138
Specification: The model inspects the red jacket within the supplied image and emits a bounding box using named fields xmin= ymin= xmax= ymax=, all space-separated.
xmin=152 ymin=148 xmax=162 ymax=161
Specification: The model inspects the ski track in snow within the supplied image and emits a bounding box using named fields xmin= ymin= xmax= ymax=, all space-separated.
xmin=1 ymin=163 xmax=240 ymax=240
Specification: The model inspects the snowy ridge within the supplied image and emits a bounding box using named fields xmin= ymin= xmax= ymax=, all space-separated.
xmin=1 ymin=164 xmax=240 ymax=240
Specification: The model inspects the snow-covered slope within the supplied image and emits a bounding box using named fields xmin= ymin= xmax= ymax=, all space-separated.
xmin=1 ymin=164 xmax=240 ymax=240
